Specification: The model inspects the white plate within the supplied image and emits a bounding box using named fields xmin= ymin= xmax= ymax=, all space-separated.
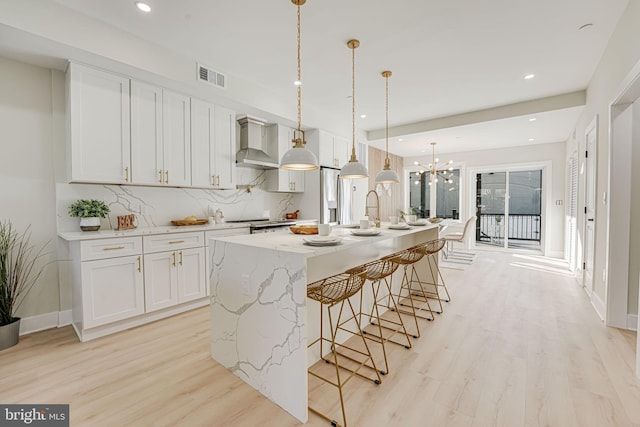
xmin=350 ymin=229 xmax=381 ymax=236
xmin=388 ymin=224 xmax=411 ymax=230
xmin=407 ymin=220 xmax=428 ymax=226
xmin=303 ymin=236 xmax=342 ymax=246
xmin=338 ymin=223 xmax=359 ymax=228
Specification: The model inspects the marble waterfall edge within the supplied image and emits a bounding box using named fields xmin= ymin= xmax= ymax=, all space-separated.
xmin=209 ymin=239 xmax=308 ymax=423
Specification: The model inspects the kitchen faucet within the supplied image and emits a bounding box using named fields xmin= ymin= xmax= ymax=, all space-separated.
xmin=365 ymin=190 xmax=381 ymax=228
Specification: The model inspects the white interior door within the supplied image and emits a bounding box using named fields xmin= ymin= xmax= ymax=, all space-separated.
xmin=583 ymin=119 xmax=597 ymax=295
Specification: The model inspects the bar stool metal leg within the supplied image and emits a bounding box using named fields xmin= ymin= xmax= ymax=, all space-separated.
xmin=307 ymin=268 xmax=382 ymax=427
xmin=340 ymin=256 xmax=412 ymax=376
xmin=409 ymin=239 xmax=451 ymax=314
xmin=388 ymin=247 xmax=436 ymax=339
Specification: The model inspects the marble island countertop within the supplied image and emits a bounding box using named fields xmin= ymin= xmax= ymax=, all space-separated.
xmin=209 ymin=221 xmax=441 ymax=422
xmin=58 ymin=222 xmax=250 ymax=241
xmin=212 ymin=223 xmax=439 ymax=257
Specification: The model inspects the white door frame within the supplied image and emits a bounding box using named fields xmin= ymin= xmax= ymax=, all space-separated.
xmin=582 ymin=117 xmax=598 ymax=303
xmin=467 ymin=161 xmax=551 ymax=255
xmin=607 ymin=57 xmax=640 ymax=379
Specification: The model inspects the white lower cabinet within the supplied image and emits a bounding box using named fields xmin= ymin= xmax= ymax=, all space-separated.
xmin=144 ymin=247 xmax=206 ymax=313
xmin=81 ymin=254 xmax=144 ymax=329
xmin=69 ymin=230 xmax=214 ymax=341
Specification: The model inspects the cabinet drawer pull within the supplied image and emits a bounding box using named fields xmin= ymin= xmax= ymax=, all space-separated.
xmin=165 ymin=170 xmax=169 ymax=184
xmin=137 ymin=256 xmax=141 ymax=272
xmin=179 ymin=251 xmax=183 ymax=266
xmin=103 ymin=246 xmax=125 ymax=251
xmin=211 ymin=175 xmax=215 ymax=186
xmin=159 ymin=169 xmax=164 ymax=183
xmin=172 ymin=252 xmax=176 ymax=267
xmin=168 ymin=240 xmax=185 ymax=244
xmin=125 ymin=166 xmax=129 ymax=182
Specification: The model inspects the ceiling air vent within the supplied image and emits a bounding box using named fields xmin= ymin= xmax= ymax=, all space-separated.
xmin=197 ymin=63 xmax=226 ymax=89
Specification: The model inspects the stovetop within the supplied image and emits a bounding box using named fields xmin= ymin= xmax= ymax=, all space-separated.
xmin=226 ymin=219 xmax=296 ymax=227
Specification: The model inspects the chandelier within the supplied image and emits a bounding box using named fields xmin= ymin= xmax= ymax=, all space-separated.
xmin=413 ymin=142 xmax=453 ymax=186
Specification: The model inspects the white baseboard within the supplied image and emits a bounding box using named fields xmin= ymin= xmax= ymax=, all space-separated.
xmin=58 ymin=309 xmax=73 ymax=327
xmin=19 ymin=311 xmax=60 ymax=336
xmin=591 ymin=291 xmax=606 ymax=322
xmin=628 ymin=314 xmax=638 ymax=331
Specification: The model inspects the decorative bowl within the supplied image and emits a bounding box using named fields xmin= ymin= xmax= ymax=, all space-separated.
xmin=427 ymin=217 xmax=443 ymax=224
xmin=290 ymin=225 xmax=318 ymax=235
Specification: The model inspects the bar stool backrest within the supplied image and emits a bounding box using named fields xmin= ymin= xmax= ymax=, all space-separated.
xmin=307 ymin=267 xmax=368 ymax=305
xmin=419 ymin=238 xmax=446 ymax=255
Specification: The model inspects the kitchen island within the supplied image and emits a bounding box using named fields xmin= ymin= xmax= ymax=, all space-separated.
xmin=208 ymin=224 xmax=439 ymax=423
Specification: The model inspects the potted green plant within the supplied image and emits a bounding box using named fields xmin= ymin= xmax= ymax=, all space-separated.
xmin=0 ymin=221 xmax=50 ymax=350
xmin=68 ymin=199 xmax=110 ymax=231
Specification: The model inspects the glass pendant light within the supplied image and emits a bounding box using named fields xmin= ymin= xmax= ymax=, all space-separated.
xmin=340 ymin=39 xmax=368 ymax=179
xmin=280 ymin=0 xmax=319 ymax=171
xmin=375 ymin=71 xmax=400 ymax=183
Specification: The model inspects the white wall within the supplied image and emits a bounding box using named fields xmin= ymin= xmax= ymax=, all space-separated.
xmin=405 ymin=141 xmax=566 ymax=257
xmin=566 ymin=1 xmax=640 ymax=317
xmin=0 ymin=56 xmax=60 ymax=319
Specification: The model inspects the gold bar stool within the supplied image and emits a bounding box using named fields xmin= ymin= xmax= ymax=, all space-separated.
xmin=412 ymin=238 xmax=451 ymax=314
xmin=388 ymin=245 xmax=436 ymax=339
xmin=307 ymin=267 xmax=382 ymax=427
xmin=340 ymin=255 xmax=412 ymax=377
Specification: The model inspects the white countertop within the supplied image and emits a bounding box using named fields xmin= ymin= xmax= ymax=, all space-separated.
xmin=212 ymin=223 xmax=439 ymax=258
xmin=58 ymin=222 xmax=250 ymax=241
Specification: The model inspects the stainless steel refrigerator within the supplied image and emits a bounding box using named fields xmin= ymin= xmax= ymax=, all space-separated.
xmin=320 ymin=167 xmax=355 ymax=225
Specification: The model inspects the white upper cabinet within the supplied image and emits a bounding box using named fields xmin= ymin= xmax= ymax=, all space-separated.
xmin=162 ymin=90 xmax=192 ymax=187
xmin=308 ymin=129 xmax=350 ymax=169
xmin=130 ymin=80 xmax=163 ymax=185
xmin=67 ymin=63 xmax=131 ymax=184
xmin=130 ymin=84 xmax=191 ymax=187
xmin=265 ymin=124 xmax=304 ymax=193
xmin=192 ymin=99 xmax=236 ymax=189
xmin=213 ymin=105 xmax=237 ymax=189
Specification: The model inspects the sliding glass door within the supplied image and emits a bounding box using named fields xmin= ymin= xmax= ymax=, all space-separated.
xmin=475 ymin=169 xmax=542 ymax=250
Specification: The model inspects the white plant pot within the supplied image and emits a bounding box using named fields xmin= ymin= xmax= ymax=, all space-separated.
xmin=80 ymin=217 xmax=101 ymax=231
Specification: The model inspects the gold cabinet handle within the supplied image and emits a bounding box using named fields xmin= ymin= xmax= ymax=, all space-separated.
xmin=159 ymin=169 xmax=164 ymax=184
xmin=168 ymin=240 xmax=185 ymax=244
xmin=211 ymin=175 xmax=215 ymax=186
xmin=172 ymin=251 xmax=176 ymax=267
xmin=103 ymin=246 xmax=125 ymax=251
xmin=137 ymin=256 xmax=141 ymax=272
xmin=165 ymin=170 xmax=169 ymax=184
xmin=125 ymin=166 xmax=129 ymax=182
xmin=179 ymin=251 xmax=183 ymax=266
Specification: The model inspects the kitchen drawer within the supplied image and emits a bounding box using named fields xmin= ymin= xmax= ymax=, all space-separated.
xmin=80 ymin=236 xmax=142 ymax=261
xmin=143 ymin=231 xmax=204 ymax=253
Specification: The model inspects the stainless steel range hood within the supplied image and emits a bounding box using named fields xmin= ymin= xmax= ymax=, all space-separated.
xmin=236 ymin=116 xmax=279 ymax=169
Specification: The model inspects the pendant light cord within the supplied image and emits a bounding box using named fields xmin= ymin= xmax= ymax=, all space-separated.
xmin=351 ymin=41 xmax=356 ymax=160
xmin=296 ymin=3 xmax=302 ymax=135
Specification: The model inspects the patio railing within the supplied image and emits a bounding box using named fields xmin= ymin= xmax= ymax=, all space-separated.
xmin=477 ymin=213 xmax=541 ymax=242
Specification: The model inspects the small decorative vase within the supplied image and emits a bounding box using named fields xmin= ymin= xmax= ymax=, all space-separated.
xmin=80 ymin=217 xmax=101 ymax=231
xmin=0 ymin=317 xmax=21 ymax=351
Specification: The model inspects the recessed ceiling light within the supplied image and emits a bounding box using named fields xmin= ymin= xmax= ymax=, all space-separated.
xmin=529 ymin=138 xmax=535 ymax=142
xmin=294 ymin=80 xmax=302 ymax=86
xmin=135 ymin=1 xmax=151 ymax=13
xmin=421 ymin=150 xmax=426 ymax=153
xmin=529 ymin=118 xmax=537 ymax=122
xmin=524 ymin=74 xmax=535 ymax=80
xmin=360 ymin=114 xmax=367 ymax=119
xmin=398 ymin=138 xmax=404 ymax=142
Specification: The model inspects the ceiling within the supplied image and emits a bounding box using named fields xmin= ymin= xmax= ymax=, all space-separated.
xmin=40 ymin=0 xmax=630 ymax=156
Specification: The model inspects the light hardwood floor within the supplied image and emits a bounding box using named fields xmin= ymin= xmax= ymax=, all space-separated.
xmin=1 ymin=252 xmax=638 ymax=426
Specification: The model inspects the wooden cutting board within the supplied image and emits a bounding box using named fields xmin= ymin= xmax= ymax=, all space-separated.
xmin=171 ymin=219 xmax=209 ymax=226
